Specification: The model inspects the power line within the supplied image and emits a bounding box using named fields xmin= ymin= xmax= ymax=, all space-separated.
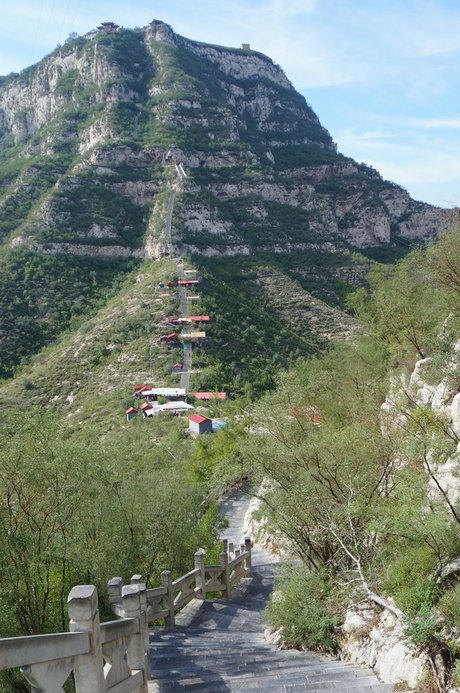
xmin=58 ymin=0 xmax=73 ymax=44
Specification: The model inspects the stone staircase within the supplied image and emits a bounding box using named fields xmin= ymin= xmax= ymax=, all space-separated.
xmin=148 ymin=549 xmax=395 ymax=693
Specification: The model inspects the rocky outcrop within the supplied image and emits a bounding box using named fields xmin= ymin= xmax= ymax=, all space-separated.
xmin=383 ymin=344 xmax=460 ymax=508
xmin=0 ymin=45 xmax=119 ymax=143
xmin=12 ymin=236 xmax=145 ymax=259
xmin=351 ymin=342 xmax=460 ymax=687
xmin=0 ymin=20 xmax=449 ymax=261
xmin=340 ymin=603 xmax=426 ymax=687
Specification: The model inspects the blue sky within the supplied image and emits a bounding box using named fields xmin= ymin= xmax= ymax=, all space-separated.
xmin=1 ymin=0 xmax=459 ymax=208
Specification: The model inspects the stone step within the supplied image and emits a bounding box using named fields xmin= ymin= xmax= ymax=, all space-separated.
xmin=149 ymin=677 xmax=395 ymax=693
xmin=149 ymin=494 xmax=394 ymax=692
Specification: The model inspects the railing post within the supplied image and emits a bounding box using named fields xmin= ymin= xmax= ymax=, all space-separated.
xmin=108 ymin=576 xmax=123 ymax=612
xmin=245 ymin=537 xmax=252 ymax=576
xmin=131 ymin=574 xmax=143 ymax=585
xmin=68 ymin=585 xmax=105 ymax=693
xmin=220 ymin=549 xmax=231 ymax=599
xmin=122 ymin=584 xmax=150 ymax=691
xmin=161 ymin=570 xmax=175 ymax=627
xmin=194 ymin=548 xmax=206 ymax=599
xmin=228 ymin=542 xmax=234 ymax=559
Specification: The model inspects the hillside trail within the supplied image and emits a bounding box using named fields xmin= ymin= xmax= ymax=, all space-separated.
xmin=177 ymin=259 xmax=192 ymax=392
xmin=148 ymin=491 xmax=395 ymax=692
xmin=164 ymin=182 xmax=192 ymax=392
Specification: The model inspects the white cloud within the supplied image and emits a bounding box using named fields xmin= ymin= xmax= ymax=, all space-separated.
xmin=400 ymin=117 xmax=460 ymax=130
xmin=269 ymin=0 xmax=318 ymax=18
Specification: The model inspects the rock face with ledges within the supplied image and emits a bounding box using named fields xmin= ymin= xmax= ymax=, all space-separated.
xmin=0 ymin=20 xmax=448 ymax=259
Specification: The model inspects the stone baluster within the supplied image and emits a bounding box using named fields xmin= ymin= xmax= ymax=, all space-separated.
xmin=228 ymin=541 xmax=234 ymax=559
xmin=108 ymin=576 xmax=123 ymax=612
xmin=68 ymin=585 xmax=105 ymax=692
xmin=131 ymin=574 xmax=143 ymax=585
xmin=161 ymin=570 xmax=175 ymax=627
xmin=21 ymin=660 xmax=74 ymax=693
xmin=194 ymin=548 xmax=206 ymax=599
xmin=122 ymin=584 xmax=150 ymax=691
xmin=220 ymin=549 xmax=231 ymax=599
xmin=244 ymin=537 xmax=252 ymax=575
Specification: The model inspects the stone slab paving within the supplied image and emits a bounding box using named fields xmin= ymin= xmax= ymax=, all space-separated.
xmin=148 ymin=491 xmax=394 ymax=692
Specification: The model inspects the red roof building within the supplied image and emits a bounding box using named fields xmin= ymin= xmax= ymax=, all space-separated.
xmin=188 ymin=414 xmax=213 ymax=435
xmin=292 ymin=405 xmax=321 ymax=426
xmin=159 ymin=333 xmax=180 ymax=344
xmin=133 ymin=384 xmax=154 ymax=398
xmin=190 ymin=316 xmax=210 ymax=322
xmin=191 ymin=392 xmax=226 ymax=400
xmin=125 ymin=407 xmax=139 ymax=421
xmin=178 ymin=279 xmax=199 ymax=286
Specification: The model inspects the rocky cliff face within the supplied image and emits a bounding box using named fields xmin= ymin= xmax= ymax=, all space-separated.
xmin=0 ymin=20 xmax=450 ymax=379
xmin=0 ymin=20 xmax=448 ymax=262
xmin=340 ymin=345 xmax=460 ymax=688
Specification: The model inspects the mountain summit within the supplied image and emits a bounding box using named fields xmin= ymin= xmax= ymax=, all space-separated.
xmin=0 ymin=20 xmax=448 ymax=382
xmin=0 ymin=20 xmax=446 ymax=260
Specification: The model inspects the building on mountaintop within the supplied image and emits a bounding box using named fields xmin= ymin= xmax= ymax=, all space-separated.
xmin=188 ymin=414 xmax=213 ymax=435
xmin=97 ymin=22 xmax=120 ymax=32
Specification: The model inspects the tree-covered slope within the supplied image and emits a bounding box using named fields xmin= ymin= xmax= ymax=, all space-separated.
xmin=0 ymin=20 xmax=448 ymax=378
xmin=236 ymin=228 xmax=460 ymax=690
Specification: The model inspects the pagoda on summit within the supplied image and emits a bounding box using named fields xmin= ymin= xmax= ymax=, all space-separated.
xmin=97 ymin=22 xmax=120 ymax=33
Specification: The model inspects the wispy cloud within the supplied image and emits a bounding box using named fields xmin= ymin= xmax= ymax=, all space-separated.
xmin=399 ymin=117 xmax=460 ymax=130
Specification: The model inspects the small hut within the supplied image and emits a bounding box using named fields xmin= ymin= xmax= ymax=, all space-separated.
xmin=188 ymin=414 xmax=213 ymax=436
xmin=125 ymin=407 xmax=138 ymax=421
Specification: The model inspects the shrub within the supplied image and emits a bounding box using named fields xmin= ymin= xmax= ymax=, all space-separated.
xmin=439 ymin=584 xmax=460 ymax=629
xmin=265 ymin=564 xmax=340 ymax=653
xmin=383 ymin=547 xmax=438 ymax=617
xmin=403 ymin=603 xmax=436 ymax=649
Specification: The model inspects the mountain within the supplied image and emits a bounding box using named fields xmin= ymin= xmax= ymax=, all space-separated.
xmin=0 ymin=20 xmax=448 ymax=385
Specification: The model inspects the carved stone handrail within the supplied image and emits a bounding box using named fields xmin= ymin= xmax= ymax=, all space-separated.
xmin=0 ymin=537 xmax=252 ymax=692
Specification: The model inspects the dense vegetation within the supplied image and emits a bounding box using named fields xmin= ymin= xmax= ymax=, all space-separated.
xmin=0 ymin=249 xmax=139 ymax=378
xmin=145 ymin=226 xmax=460 ymax=690
xmin=0 ymin=22 xmax=454 ymax=692
xmin=224 ymin=228 xmax=460 ymax=689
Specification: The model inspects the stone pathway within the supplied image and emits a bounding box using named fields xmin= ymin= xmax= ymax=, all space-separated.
xmin=148 ymin=491 xmax=394 ymax=692
xmin=176 ymin=259 xmax=192 ymax=392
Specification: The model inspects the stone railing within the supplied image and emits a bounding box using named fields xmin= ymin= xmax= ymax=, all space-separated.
xmin=0 ymin=538 xmax=252 ymax=692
